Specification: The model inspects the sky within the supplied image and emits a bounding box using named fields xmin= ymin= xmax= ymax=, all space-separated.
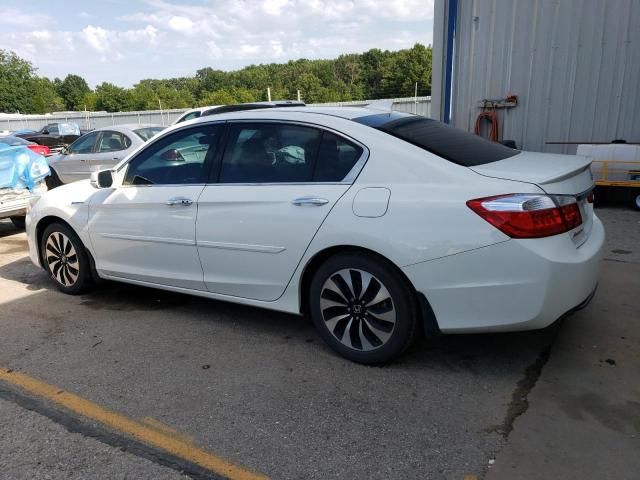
xmin=0 ymin=0 xmax=434 ymax=88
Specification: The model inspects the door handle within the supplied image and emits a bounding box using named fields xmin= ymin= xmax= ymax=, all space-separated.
xmin=166 ymin=197 xmax=193 ymax=206
xmin=112 ymin=157 xmax=120 ymax=161
xmin=291 ymin=196 xmax=329 ymax=206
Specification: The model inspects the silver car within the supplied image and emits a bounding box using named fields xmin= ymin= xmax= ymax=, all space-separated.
xmin=47 ymin=124 xmax=164 ymax=186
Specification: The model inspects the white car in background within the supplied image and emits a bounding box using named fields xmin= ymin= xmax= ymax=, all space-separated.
xmin=173 ymin=106 xmax=221 ymax=124
xmin=47 ymin=124 xmax=164 ymax=186
xmin=26 ymin=105 xmax=604 ymax=363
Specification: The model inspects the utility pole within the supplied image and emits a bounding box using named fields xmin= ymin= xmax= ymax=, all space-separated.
xmin=297 ymin=90 xmax=301 ymax=102
xmin=158 ymin=99 xmax=164 ymax=125
xmin=414 ymin=82 xmax=418 ymax=114
xmin=267 ymin=87 xmax=272 ymax=102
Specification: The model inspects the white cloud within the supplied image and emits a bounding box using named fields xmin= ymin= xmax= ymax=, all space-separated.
xmin=168 ymin=15 xmax=194 ymax=32
xmin=0 ymin=7 xmax=52 ymax=27
xmin=270 ymin=40 xmax=284 ymax=57
xmin=31 ymin=30 xmax=51 ymax=40
xmin=0 ymin=0 xmax=433 ymax=87
xmin=82 ymin=25 xmax=110 ymax=52
xmin=263 ymin=0 xmax=290 ymax=16
xmin=240 ymin=44 xmax=261 ymax=55
xmin=206 ymin=40 xmax=223 ymax=59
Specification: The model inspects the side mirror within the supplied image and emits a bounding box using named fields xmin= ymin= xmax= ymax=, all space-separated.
xmin=91 ymin=170 xmax=114 ymax=189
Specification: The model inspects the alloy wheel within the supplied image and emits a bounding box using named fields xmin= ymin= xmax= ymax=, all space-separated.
xmin=45 ymin=232 xmax=80 ymax=287
xmin=319 ymin=268 xmax=396 ymax=351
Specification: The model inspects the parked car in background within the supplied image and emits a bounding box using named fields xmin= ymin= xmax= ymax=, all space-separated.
xmin=26 ymin=105 xmax=604 ymax=363
xmin=47 ymin=124 xmax=164 ymax=187
xmin=173 ymin=105 xmax=221 ymax=124
xmin=0 ymin=135 xmax=51 ymax=156
xmin=0 ymin=140 xmax=50 ymax=229
xmin=10 ymin=129 xmax=37 ymax=136
xmin=16 ymin=123 xmax=81 ymax=152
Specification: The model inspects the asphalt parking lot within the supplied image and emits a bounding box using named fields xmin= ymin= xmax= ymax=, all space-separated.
xmin=0 ymin=204 xmax=638 ymax=480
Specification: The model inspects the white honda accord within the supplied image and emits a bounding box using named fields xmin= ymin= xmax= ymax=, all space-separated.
xmin=26 ymin=105 xmax=605 ymax=363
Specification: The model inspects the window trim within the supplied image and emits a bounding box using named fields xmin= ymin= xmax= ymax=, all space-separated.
xmin=96 ymin=130 xmax=131 ymax=153
xmin=209 ymin=119 xmax=369 ymax=186
xmin=119 ymin=123 xmax=225 ymax=188
xmin=68 ymin=131 xmax=100 ymax=155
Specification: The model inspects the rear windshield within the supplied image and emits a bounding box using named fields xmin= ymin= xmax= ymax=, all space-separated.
xmin=134 ymin=127 xmax=164 ymax=141
xmin=353 ymin=112 xmax=519 ymax=166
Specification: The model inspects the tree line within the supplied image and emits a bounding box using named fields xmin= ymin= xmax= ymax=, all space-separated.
xmin=0 ymin=43 xmax=431 ymax=114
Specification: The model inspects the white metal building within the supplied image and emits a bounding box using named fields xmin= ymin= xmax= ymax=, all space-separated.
xmin=432 ymin=0 xmax=640 ymax=153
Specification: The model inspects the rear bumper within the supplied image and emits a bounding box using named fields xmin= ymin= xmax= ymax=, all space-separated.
xmin=403 ymin=215 xmax=605 ymax=333
xmin=0 ymin=198 xmax=28 ymax=219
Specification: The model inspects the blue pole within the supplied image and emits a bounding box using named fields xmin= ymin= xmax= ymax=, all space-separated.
xmin=443 ymin=0 xmax=457 ymax=124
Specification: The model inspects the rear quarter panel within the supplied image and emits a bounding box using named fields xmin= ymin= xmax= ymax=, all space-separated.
xmin=280 ymin=127 xmax=546 ymax=310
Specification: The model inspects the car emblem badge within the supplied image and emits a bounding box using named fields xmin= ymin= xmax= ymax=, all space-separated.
xmin=353 ymin=305 xmax=362 ymax=314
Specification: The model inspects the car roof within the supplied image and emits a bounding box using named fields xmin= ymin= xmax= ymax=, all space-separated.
xmin=189 ymin=105 xmax=389 ymax=124
xmin=90 ymin=124 xmax=163 ymax=133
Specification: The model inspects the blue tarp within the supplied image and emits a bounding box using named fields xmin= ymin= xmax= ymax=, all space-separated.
xmin=0 ymin=145 xmax=50 ymax=190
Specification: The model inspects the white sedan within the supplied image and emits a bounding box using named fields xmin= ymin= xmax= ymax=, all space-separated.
xmin=26 ymin=106 xmax=604 ymax=363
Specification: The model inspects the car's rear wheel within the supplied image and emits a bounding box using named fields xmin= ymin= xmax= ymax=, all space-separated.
xmin=10 ymin=216 xmax=26 ymax=229
xmin=41 ymin=223 xmax=94 ymax=294
xmin=309 ymin=252 xmax=418 ymax=364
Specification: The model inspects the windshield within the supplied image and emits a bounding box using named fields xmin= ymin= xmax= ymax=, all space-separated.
xmin=134 ymin=127 xmax=165 ymax=141
xmin=353 ymin=112 xmax=519 ymax=167
xmin=0 ymin=136 xmax=31 ymax=146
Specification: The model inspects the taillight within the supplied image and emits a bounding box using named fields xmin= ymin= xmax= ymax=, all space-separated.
xmin=467 ymin=194 xmax=583 ymax=238
xmin=27 ymin=145 xmax=51 ymax=156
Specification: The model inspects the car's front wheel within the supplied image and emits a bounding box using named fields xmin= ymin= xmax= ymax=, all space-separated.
xmin=309 ymin=252 xmax=418 ymax=364
xmin=41 ymin=223 xmax=94 ymax=294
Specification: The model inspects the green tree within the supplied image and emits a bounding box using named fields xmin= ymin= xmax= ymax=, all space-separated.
xmin=30 ymin=77 xmax=65 ymax=113
xmin=0 ymin=50 xmax=38 ymax=113
xmin=200 ymin=89 xmax=235 ymax=105
xmin=82 ymin=91 xmax=97 ymax=111
xmin=95 ymin=82 xmax=131 ymax=112
xmin=57 ymin=74 xmax=91 ymax=110
xmin=0 ymin=44 xmax=433 ymax=114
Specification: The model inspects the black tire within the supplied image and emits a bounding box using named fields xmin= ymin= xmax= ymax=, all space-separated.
xmin=10 ymin=216 xmax=26 ymax=229
xmin=309 ymin=252 xmax=418 ymax=364
xmin=41 ymin=223 xmax=94 ymax=295
xmin=45 ymin=169 xmax=63 ymax=189
xmin=633 ymin=193 xmax=640 ymax=211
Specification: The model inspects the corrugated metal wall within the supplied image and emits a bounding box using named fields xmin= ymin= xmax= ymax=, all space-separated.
xmin=451 ymin=0 xmax=640 ymax=153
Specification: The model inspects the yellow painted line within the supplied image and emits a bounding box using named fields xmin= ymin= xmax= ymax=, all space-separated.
xmin=0 ymin=368 xmax=269 ymax=480
xmin=463 ymin=476 xmax=478 ymax=480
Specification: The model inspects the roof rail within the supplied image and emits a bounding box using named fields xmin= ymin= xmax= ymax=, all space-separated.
xmin=201 ymin=100 xmax=306 ymax=117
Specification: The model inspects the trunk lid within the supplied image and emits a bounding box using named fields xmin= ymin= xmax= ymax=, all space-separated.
xmin=470 ymin=151 xmax=595 ymax=246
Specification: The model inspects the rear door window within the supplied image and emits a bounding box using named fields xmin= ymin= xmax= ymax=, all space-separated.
xmin=353 ymin=113 xmax=519 ymax=166
xmin=219 ymin=123 xmax=321 ymax=183
xmin=313 ymin=132 xmax=363 ymax=182
xmin=97 ymin=131 xmax=131 ymax=152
